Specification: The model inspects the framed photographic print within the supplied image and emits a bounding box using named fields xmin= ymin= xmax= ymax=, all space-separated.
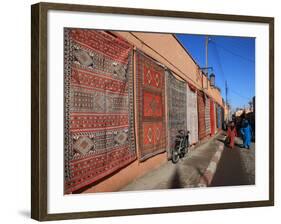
xmin=31 ymin=2 xmax=274 ymax=221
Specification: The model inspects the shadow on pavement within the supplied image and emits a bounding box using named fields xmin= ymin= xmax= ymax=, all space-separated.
xmin=196 ymin=167 xmax=208 ymax=184
xmin=169 ymin=167 xmax=183 ymax=188
xmin=210 ymin=145 xmax=249 ymax=187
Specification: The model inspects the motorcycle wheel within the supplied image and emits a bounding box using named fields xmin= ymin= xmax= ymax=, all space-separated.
xmin=171 ymin=148 xmax=180 ymax=164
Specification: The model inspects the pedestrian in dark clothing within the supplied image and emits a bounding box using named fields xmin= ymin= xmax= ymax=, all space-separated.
xmin=240 ymin=120 xmax=252 ymax=149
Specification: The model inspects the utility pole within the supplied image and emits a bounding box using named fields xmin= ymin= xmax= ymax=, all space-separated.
xmin=200 ymin=36 xmax=213 ymax=90
xmin=225 ymin=80 xmax=229 ymax=122
xmin=205 ymin=35 xmax=208 ymax=77
xmin=225 ymin=80 xmax=228 ymax=106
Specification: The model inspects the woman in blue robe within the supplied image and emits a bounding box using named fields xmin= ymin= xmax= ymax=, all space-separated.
xmin=240 ymin=119 xmax=252 ymax=149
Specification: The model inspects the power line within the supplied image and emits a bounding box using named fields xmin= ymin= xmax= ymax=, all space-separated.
xmin=210 ymin=40 xmax=254 ymax=97
xmin=210 ymin=41 xmax=227 ymax=82
xmin=207 ymin=38 xmax=254 ymax=110
xmin=213 ymin=41 xmax=255 ymax=64
xmin=229 ymin=88 xmax=251 ymax=101
xmin=228 ymin=38 xmax=252 ymax=51
xmin=208 ymin=39 xmax=232 ymax=110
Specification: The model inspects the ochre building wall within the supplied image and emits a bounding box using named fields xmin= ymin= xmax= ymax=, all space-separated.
xmin=82 ymin=31 xmax=224 ymax=193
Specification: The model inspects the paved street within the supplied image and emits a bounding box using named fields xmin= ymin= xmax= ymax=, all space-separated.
xmin=121 ymin=133 xmax=222 ymax=191
xmin=210 ymin=134 xmax=255 ymax=186
xmin=120 ymin=132 xmax=255 ymax=191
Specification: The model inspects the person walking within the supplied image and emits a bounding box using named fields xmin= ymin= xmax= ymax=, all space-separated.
xmin=227 ymin=121 xmax=237 ymax=148
xmin=240 ymin=119 xmax=252 ymax=149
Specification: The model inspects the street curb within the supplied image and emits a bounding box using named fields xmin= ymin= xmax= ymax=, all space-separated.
xmin=198 ymin=142 xmax=225 ymax=187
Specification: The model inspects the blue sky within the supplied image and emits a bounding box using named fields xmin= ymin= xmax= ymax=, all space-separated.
xmin=176 ymin=34 xmax=255 ymax=110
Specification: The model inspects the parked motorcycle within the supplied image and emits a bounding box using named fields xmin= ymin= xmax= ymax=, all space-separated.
xmin=171 ymin=130 xmax=190 ymax=164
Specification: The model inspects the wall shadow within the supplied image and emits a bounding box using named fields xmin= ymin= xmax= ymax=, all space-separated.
xmin=18 ymin=210 xmax=30 ymax=218
xmin=169 ymin=167 xmax=183 ymax=189
xmin=210 ymin=146 xmax=248 ymax=187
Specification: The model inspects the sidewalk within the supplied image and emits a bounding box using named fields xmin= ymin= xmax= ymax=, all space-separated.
xmin=120 ymin=132 xmax=225 ymax=191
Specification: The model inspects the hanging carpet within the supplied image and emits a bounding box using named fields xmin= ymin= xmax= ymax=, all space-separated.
xmin=136 ymin=51 xmax=167 ymax=161
xmin=186 ymin=83 xmax=199 ymax=144
xmin=166 ymin=70 xmax=187 ymax=158
xmin=197 ymin=90 xmax=206 ymax=140
xmin=64 ymin=29 xmax=136 ymax=194
xmin=205 ymin=95 xmax=211 ymax=136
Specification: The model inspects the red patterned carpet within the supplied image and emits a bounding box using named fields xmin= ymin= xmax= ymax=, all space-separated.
xmin=136 ymin=51 xmax=167 ymax=161
xmin=64 ymin=29 xmax=136 ymax=194
xmin=197 ymin=90 xmax=206 ymax=140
